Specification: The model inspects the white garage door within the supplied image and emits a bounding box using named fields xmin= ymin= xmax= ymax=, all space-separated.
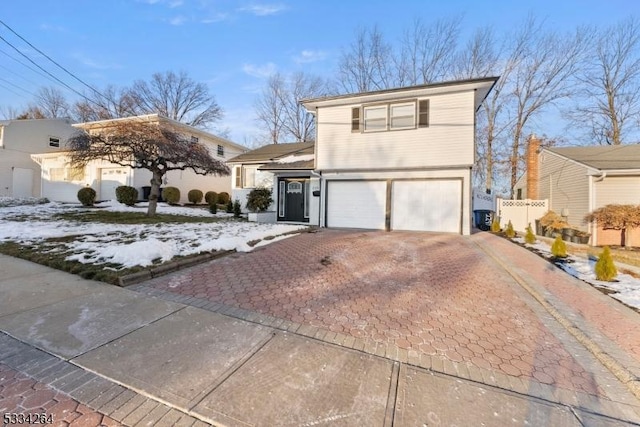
xmin=100 ymin=168 xmax=129 ymax=201
xmin=392 ymin=180 xmax=461 ymax=233
xmin=327 ymin=181 xmax=387 ymax=229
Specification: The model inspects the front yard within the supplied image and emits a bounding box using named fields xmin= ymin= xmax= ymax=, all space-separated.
xmin=0 ymin=198 xmax=307 ymax=284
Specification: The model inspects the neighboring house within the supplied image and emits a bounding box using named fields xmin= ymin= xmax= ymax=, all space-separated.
xmin=228 ymin=142 xmax=318 ymax=224
xmin=514 ymin=136 xmax=640 ymax=245
xmin=31 ymin=114 xmax=247 ymax=204
xmin=300 ymin=77 xmax=498 ymax=234
xmin=0 ymin=118 xmax=77 ymax=198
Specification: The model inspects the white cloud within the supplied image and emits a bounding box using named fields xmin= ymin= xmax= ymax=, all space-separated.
xmin=239 ymin=3 xmax=287 ymax=16
xmin=242 ymin=62 xmax=277 ymax=79
xmin=72 ymin=53 xmax=122 ymax=70
xmin=169 ymin=15 xmax=187 ymax=25
xmin=201 ymin=12 xmax=230 ymax=23
xmin=168 ymin=0 xmax=183 ymax=7
xmin=293 ymin=50 xmax=327 ymax=64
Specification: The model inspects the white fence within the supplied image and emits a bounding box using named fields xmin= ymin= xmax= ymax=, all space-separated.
xmin=497 ymin=198 xmax=548 ymax=232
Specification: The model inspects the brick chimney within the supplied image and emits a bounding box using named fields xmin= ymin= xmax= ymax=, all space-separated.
xmin=526 ymin=134 xmax=541 ymax=199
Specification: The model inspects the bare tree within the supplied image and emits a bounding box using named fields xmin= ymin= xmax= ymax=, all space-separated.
xmin=337 ymin=25 xmax=395 ymax=93
xmin=0 ymin=105 xmax=21 ymax=119
xmin=34 ymin=86 xmax=70 ymax=118
xmin=506 ymin=17 xmax=589 ymax=196
xmin=398 ymin=16 xmax=462 ymax=85
xmin=572 ymin=17 xmax=640 ymax=145
xmin=67 ymin=120 xmax=229 ymax=216
xmin=255 ymin=71 xmax=327 ymax=143
xmin=128 ymin=71 xmax=222 ymax=128
xmin=72 ymin=85 xmax=135 ymax=122
xmin=255 ymin=73 xmax=287 ymax=144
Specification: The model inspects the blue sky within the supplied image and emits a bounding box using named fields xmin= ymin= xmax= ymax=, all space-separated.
xmin=1 ymin=0 xmax=637 ymax=145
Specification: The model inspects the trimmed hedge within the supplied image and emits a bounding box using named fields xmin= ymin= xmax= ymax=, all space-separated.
xmin=162 ymin=187 xmax=181 ymax=205
xmin=77 ymin=187 xmax=96 ymax=207
xmin=188 ymin=189 xmax=203 ymax=204
xmin=217 ymin=191 xmax=230 ymax=205
xmin=204 ymin=191 xmax=218 ymax=205
xmin=246 ymin=187 xmax=273 ymax=212
xmin=115 ymin=186 xmax=138 ymax=206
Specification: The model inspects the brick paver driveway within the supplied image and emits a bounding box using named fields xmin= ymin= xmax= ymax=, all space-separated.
xmin=144 ymin=229 xmax=609 ymax=398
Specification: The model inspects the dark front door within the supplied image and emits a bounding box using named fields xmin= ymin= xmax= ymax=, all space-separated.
xmin=278 ymin=178 xmax=309 ymax=222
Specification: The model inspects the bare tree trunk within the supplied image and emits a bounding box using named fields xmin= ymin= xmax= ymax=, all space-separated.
xmin=147 ymin=170 xmax=163 ymax=217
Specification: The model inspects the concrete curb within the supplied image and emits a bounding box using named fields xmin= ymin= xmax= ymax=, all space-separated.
xmin=473 ymin=237 xmax=640 ymax=402
xmin=118 ymin=250 xmax=235 ymax=287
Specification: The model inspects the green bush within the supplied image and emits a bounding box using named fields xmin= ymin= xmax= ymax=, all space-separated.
xmin=217 ymin=191 xmax=231 ymax=205
xmin=595 ymin=246 xmax=617 ymax=281
xmin=204 ymin=191 xmax=218 ymax=205
xmin=77 ymin=187 xmax=96 ymax=207
xmin=188 ymin=189 xmax=203 ymax=204
xmin=525 ymin=223 xmax=536 ymax=244
xmin=209 ymin=200 xmax=217 ymax=214
xmin=233 ymin=199 xmax=242 ymax=218
xmin=505 ymin=220 xmax=516 ymax=238
xmin=246 ymin=187 xmax=273 ymax=212
xmin=551 ymin=235 xmax=567 ymax=258
xmin=162 ymin=187 xmax=181 ymax=205
xmin=115 ymin=186 xmax=138 ymax=206
xmin=226 ymin=199 xmax=233 ymax=213
xmin=490 ymin=218 xmax=501 ymax=233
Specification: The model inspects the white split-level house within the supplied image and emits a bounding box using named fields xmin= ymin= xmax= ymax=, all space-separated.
xmin=0 ymin=118 xmax=77 ymax=198
xmin=31 ymin=114 xmax=247 ymax=204
xmin=296 ymin=77 xmax=498 ymax=234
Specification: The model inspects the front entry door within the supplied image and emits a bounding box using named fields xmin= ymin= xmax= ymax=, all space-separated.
xmin=278 ymin=178 xmax=309 ymax=222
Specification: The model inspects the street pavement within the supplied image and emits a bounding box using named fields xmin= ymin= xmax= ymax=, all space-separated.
xmin=0 ymin=230 xmax=639 ymax=426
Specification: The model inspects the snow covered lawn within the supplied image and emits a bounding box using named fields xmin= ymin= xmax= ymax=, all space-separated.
xmin=512 ymin=236 xmax=640 ymax=311
xmin=0 ymin=198 xmax=307 ymax=273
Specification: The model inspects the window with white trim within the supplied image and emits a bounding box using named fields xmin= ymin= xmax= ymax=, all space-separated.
xmin=390 ymin=103 xmax=415 ymax=130
xmin=363 ymin=106 xmax=387 ymax=132
xmin=243 ymin=166 xmax=256 ymax=188
xmin=217 ymin=144 xmax=224 ymax=156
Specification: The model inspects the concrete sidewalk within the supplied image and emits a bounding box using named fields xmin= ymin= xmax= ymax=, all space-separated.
xmin=1 ymin=251 xmax=640 ymax=426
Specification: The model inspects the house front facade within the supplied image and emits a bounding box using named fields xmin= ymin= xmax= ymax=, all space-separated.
xmin=302 ymin=77 xmax=498 ymax=235
xmin=0 ymin=118 xmax=77 ymax=198
xmin=514 ymin=137 xmax=640 ymax=246
xmin=228 ymin=142 xmax=319 ymax=224
xmin=32 ymin=114 xmax=246 ymax=204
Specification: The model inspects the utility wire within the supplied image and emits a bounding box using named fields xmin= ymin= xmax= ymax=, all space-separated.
xmin=0 ymin=62 xmax=42 ymax=88
xmin=0 ymin=47 xmax=62 ymax=87
xmin=0 ymin=20 xmax=105 ymax=100
xmin=0 ymin=81 xmax=24 ymax=97
xmin=0 ymin=76 xmax=36 ymax=97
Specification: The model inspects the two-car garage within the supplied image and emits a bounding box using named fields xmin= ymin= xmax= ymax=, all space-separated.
xmin=325 ymin=179 xmax=463 ymax=233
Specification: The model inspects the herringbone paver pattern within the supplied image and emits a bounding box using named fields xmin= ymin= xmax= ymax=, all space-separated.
xmin=146 ymin=229 xmax=606 ymax=397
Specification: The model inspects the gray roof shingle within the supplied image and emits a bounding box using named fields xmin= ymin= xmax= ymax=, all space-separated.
xmin=546 ymin=145 xmax=640 ymax=170
xmin=228 ymin=142 xmax=314 ymax=163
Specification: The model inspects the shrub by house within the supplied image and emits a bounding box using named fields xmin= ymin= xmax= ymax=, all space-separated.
xmin=115 ymin=186 xmax=138 ymax=206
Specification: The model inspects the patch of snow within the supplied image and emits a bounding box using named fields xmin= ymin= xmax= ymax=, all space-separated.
xmin=276 ymin=154 xmax=314 ymax=164
xmin=516 ymin=237 xmax=640 ymax=310
xmin=0 ymin=202 xmax=307 ymax=269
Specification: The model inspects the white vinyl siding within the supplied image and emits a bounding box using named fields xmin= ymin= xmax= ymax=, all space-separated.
xmin=391 ymin=180 xmax=461 ymax=233
xmin=316 ymin=91 xmax=475 ymax=170
xmin=326 ymin=181 xmax=387 ymax=229
xmin=537 ymin=151 xmax=591 ymax=231
xmin=594 ymin=176 xmax=640 ymax=207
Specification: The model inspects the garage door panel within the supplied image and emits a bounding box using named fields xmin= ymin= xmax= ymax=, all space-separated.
xmin=392 ymin=180 xmax=461 ymax=233
xmin=327 ymin=181 xmax=386 ymax=229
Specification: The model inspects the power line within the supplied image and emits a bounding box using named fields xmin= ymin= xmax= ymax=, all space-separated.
xmin=0 ymin=81 xmax=24 ymax=97
xmin=0 ymin=77 xmax=36 ymax=97
xmin=0 ymin=32 xmax=104 ymax=109
xmin=0 ymin=20 xmax=105 ymax=100
xmin=0 ymin=47 xmax=62 ymax=87
xmin=0 ymin=62 xmax=43 ymax=88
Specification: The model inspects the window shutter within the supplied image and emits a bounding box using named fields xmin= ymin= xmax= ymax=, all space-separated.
xmin=351 ymin=107 xmax=361 ymax=132
xmin=418 ymin=100 xmax=429 ymax=128
xmin=235 ymin=166 xmax=242 ymax=188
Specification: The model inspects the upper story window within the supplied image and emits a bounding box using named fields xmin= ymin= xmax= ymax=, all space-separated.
xmin=217 ymin=144 xmax=224 ymax=156
xmin=191 ymin=136 xmax=199 ymax=144
xmin=363 ymin=106 xmax=387 ymax=132
xmin=390 ymin=103 xmax=415 ymax=130
xmin=354 ymin=99 xmax=428 ymax=133
xmin=49 ymin=137 xmax=60 ymax=147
